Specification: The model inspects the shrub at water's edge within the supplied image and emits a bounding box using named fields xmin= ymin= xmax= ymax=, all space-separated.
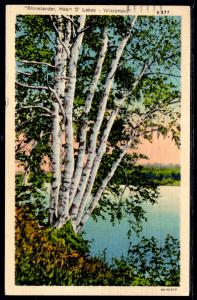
xmin=15 ymin=204 xmax=180 ymax=286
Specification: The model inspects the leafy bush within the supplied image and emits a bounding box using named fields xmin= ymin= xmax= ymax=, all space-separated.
xmin=15 ymin=204 xmax=112 ymax=285
xmin=112 ymin=235 xmax=180 ymax=286
xmin=15 ymin=203 xmax=180 ymax=286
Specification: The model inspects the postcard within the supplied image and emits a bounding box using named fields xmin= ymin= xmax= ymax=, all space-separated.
xmin=5 ymin=4 xmax=190 ymax=296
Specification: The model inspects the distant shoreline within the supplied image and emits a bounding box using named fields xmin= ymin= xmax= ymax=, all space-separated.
xmin=16 ymin=164 xmax=181 ymax=187
xmin=142 ymin=164 xmax=180 ymax=186
xmin=159 ymin=182 xmax=180 ymax=186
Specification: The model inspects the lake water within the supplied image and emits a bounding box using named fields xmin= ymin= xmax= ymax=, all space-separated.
xmin=83 ymin=186 xmax=180 ymax=262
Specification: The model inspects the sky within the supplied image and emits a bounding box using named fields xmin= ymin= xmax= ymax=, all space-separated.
xmin=16 ymin=132 xmax=180 ymax=174
xmin=134 ymin=132 xmax=180 ymax=165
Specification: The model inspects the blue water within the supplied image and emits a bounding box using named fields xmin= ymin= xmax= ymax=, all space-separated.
xmin=83 ymin=186 xmax=180 ymax=262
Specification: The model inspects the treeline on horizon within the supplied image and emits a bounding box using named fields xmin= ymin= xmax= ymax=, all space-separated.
xmin=140 ymin=163 xmax=180 ymax=186
xmin=16 ymin=163 xmax=181 ymax=186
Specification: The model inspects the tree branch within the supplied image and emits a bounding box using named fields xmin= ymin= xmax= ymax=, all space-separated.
xmin=118 ymin=165 xmax=129 ymax=202
xmin=16 ymin=105 xmax=52 ymax=115
xmin=15 ymin=81 xmax=49 ymax=90
xmin=44 ymin=32 xmax=56 ymax=46
xmin=77 ymin=26 xmax=90 ymax=35
xmin=132 ymin=62 xmax=149 ymax=90
xmin=16 ymin=59 xmax=55 ymax=68
xmin=15 ymin=135 xmax=27 ymax=154
xmin=168 ymin=97 xmax=181 ymax=105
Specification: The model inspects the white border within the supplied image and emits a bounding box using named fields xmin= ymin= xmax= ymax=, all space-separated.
xmin=5 ymin=5 xmax=190 ymax=296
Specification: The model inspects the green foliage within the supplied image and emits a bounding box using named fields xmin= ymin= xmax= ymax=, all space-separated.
xmin=15 ymin=203 xmax=180 ymax=286
xmin=16 ymin=15 xmax=55 ymax=62
xmin=15 ymin=15 xmax=181 ymax=286
xmin=142 ymin=165 xmax=180 ymax=185
xmin=15 ymin=204 xmax=91 ymax=285
xmin=125 ymin=235 xmax=180 ymax=286
xmin=16 ymin=171 xmax=49 ymax=209
xmin=92 ymin=154 xmax=159 ymax=236
xmin=107 ymin=235 xmax=180 ymax=286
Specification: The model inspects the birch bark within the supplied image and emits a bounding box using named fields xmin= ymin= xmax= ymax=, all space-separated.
xmin=77 ymin=132 xmax=137 ymax=231
xmin=49 ymin=104 xmax=62 ymax=225
xmin=76 ymin=96 xmax=127 ymax=224
xmin=77 ymin=104 xmax=158 ymax=230
xmin=70 ymin=16 xmax=137 ymax=218
xmin=69 ymin=28 xmax=108 ymax=206
xmin=73 ymin=61 xmax=147 ymax=222
xmin=49 ymin=16 xmax=68 ymax=225
xmin=56 ymin=16 xmax=86 ymax=227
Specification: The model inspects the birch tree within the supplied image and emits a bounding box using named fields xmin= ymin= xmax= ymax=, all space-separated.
xmin=15 ymin=15 xmax=181 ymax=233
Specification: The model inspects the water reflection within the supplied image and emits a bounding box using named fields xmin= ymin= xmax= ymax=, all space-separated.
xmin=83 ymin=186 xmax=180 ymax=262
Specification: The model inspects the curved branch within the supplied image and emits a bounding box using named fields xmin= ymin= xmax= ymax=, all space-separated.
xmin=78 ymin=26 xmax=90 ymax=34
xmin=16 ymin=105 xmax=52 ymax=115
xmin=16 ymin=80 xmax=67 ymax=119
xmin=16 ymin=59 xmax=55 ymax=68
xmin=15 ymin=81 xmax=49 ymax=90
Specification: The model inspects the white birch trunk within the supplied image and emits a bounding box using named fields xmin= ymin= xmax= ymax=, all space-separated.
xmin=56 ymin=16 xmax=86 ymax=227
xmin=69 ymin=28 xmax=108 ymax=206
xmin=49 ymin=104 xmax=62 ymax=224
xmin=76 ymin=96 xmax=127 ymax=224
xmin=75 ymin=59 xmax=147 ymax=224
xmin=70 ymin=17 xmax=137 ymax=219
xmin=76 ymin=134 xmax=136 ymax=231
xmin=49 ymin=16 xmax=68 ymax=225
